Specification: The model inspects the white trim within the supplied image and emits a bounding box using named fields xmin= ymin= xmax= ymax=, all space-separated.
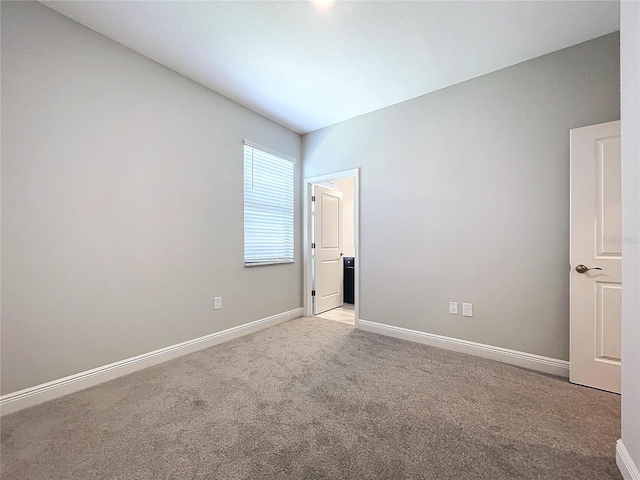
xmin=358 ymin=319 xmax=570 ymax=377
xmin=243 ymin=139 xmax=296 ymax=163
xmin=244 ymin=259 xmax=295 ymax=267
xmin=617 ymin=440 xmax=640 ymax=480
xmin=0 ymin=308 xmax=303 ymax=416
xmin=303 ymin=168 xmax=360 ymax=328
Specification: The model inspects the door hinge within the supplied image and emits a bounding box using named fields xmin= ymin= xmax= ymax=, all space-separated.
xmin=311 ymin=290 xmax=316 ymax=297
xmin=311 ymin=195 xmax=316 ymax=202
xmin=311 ymin=243 xmax=316 ymax=249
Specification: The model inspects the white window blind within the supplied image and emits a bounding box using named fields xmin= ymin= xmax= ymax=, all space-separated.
xmin=243 ymin=142 xmax=295 ymax=266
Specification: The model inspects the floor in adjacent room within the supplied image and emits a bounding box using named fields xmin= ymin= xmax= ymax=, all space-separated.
xmin=0 ymin=317 xmax=622 ymax=480
xmin=315 ymin=303 xmax=355 ymax=325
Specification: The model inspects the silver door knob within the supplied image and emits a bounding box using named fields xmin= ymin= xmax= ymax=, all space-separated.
xmin=575 ymin=264 xmax=602 ymax=274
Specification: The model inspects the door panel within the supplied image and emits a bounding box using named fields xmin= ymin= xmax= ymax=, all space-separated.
xmin=596 ymin=137 xmax=622 ymax=257
xmin=570 ymin=120 xmax=621 ymax=393
xmin=595 ymin=283 xmax=622 ymax=361
xmin=321 ymin=194 xmax=340 ymax=248
xmin=320 ymin=259 xmax=341 ymax=296
xmin=313 ymin=185 xmax=343 ymax=314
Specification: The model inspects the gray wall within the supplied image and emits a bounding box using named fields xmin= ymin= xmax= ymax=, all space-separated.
xmin=1 ymin=2 xmax=302 ymax=395
xmin=620 ymin=1 xmax=640 ymax=473
xmin=303 ymin=33 xmax=620 ymax=361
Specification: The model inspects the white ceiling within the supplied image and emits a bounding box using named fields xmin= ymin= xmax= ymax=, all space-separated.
xmin=42 ymin=1 xmax=620 ymax=134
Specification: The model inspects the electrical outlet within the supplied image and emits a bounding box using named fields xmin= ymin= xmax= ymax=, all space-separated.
xmin=214 ymin=297 xmax=222 ymax=310
xmin=462 ymin=303 xmax=473 ymax=317
xmin=449 ymin=302 xmax=458 ymax=315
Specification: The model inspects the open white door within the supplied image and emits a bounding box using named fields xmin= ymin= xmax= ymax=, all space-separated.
xmin=312 ymin=185 xmax=344 ymax=314
xmin=570 ymin=120 xmax=621 ymax=393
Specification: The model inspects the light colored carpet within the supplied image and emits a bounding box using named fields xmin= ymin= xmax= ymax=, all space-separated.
xmin=0 ymin=317 xmax=621 ymax=479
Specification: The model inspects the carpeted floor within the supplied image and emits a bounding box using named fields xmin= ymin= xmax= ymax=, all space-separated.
xmin=0 ymin=317 xmax=622 ymax=479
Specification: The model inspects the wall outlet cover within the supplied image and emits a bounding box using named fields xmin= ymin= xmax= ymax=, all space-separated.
xmin=449 ymin=302 xmax=458 ymax=315
xmin=214 ymin=297 xmax=222 ymax=310
xmin=462 ymin=303 xmax=473 ymax=317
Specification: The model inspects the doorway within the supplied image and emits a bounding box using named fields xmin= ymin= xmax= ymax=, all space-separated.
xmin=303 ymin=169 xmax=360 ymax=327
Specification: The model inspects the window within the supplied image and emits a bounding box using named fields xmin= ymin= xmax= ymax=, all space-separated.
xmin=243 ymin=141 xmax=295 ymax=266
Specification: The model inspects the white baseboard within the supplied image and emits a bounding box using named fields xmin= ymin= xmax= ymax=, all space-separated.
xmin=0 ymin=308 xmax=303 ymax=416
xmin=358 ymin=319 xmax=569 ymax=377
xmin=618 ymin=440 xmax=640 ymax=480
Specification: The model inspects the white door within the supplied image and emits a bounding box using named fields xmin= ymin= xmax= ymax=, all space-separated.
xmin=313 ymin=185 xmax=344 ymax=314
xmin=570 ymin=120 xmax=621 ymax=393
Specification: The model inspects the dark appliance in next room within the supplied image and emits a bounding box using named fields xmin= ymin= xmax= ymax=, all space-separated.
xmin=343 ymin=257 xmax=355 ymax=304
